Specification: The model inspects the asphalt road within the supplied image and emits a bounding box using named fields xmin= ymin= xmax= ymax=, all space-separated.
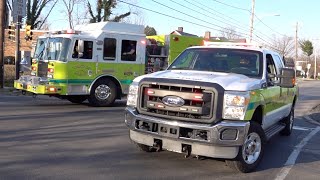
xmin=0 ymin=80 xmax=319 ymax=180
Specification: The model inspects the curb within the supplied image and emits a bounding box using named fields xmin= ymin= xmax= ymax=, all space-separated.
xmin=0 ymin=87 xmax=15 ymax=94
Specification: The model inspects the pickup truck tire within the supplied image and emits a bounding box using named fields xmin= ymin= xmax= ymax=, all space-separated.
xmin=88 ymin=79 xmax=117 ymax=107
xmin=66 ymin=95 xmax=87 ymax=104
xmin=226 ymin=122 xmax=265 ymax=173
xmin=280 ymin=108 xmax=294 ymax=136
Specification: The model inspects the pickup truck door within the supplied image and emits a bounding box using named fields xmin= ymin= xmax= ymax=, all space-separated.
xmin=260 ymin=54 xmax=283 ymax=129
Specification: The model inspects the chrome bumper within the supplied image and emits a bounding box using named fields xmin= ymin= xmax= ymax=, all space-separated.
xmin=125 ymin=107 xmax=250 ymax=159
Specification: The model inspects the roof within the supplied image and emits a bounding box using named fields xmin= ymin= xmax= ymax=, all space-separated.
xmin=171 ymin=30 xmax=198 ymax=37
xmin=74 ymin=21 xmax=145 ymax=35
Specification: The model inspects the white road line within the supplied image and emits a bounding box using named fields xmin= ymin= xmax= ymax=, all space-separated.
xmin=304 ymin=115 xmax=320 ymax=126
xmin=292 ymin=126 xmax=313 ymax=131
xmin=274 ymin=126 xmax=320 ymax=180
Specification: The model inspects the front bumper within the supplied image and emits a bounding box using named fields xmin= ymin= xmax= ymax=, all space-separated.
xmin=14 ymin=75 xmax=62 ymax=95
xmin=125 ymin=107 xmax=250 ymax=159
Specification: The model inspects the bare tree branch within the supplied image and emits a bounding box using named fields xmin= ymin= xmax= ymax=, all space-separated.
xmin=220 ymin=26 xmax=241 ymax=39
xmin=38 ymin=0 xmax=58 ymax=29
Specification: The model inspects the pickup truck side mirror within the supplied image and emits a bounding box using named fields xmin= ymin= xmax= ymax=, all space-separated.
xmin=277 ymin=68 xmax=296 ymax=88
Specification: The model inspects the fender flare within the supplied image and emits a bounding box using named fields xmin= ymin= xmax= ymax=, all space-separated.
xmin=88 ymin=74 xmax=123 ymax=95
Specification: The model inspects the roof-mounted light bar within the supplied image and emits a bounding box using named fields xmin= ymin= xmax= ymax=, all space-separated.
xmin=203 ymin=41 xmax=262 ymax=48
xmin=48 ymin=29 xmax=81 ymax=35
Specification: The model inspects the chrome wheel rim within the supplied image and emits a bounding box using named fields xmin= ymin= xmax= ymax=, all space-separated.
xmin=95 ymin=84 xmax=111 ymax=100
xmin=242 ymin=132 xmax=261 ymax=164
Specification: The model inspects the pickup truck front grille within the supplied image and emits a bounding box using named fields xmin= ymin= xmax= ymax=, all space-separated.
xmin=137 ymin=79 xmax=223 ymax=123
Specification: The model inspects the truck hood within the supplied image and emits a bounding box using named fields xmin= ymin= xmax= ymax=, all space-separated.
xmin=134 ymin=70 xmax=262 ymax=91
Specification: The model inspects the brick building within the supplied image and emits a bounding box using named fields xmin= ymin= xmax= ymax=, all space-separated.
xmin=4 ymin=29 xmax=47 ymax=58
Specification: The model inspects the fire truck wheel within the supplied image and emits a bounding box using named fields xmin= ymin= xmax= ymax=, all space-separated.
xmin=88 ymin=78 xmax=117 ymax=107
xmin=66 ymin=95 xmax=87 ymax=104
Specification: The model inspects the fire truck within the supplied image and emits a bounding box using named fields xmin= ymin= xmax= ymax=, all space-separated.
xmin=14 ymin=22 xmax=222 ymax=106
xmin=14 ymin=22 xmax=147 ymax=106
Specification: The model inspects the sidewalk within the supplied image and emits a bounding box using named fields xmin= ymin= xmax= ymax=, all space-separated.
xmin=309 ymin=105 xmax=320 ymax=124
xmin=0 ymin=87 xmax=15 ymax=95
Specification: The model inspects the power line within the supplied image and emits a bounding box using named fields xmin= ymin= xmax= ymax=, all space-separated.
xmin=184 ymin=0 xmax=277 ymax=43
xmin=117 ymin=0 xmax=237 ymax=34
xmin=151 ymin=0 xmax=248 ymax=37
xmin=211 ymin=0 xmax=250 ymax=12
xmin=118 ymin=0 xmax=275 ymax=46
xmin=254 ymin=14 xmax=286 ymax=37
xmin=189 ymin=0 xmax=249 ymax=29
xmin=172 ymin=0 xmax=249 ymax=34
xmin=208 ymin=0 xmax=285 ymax=39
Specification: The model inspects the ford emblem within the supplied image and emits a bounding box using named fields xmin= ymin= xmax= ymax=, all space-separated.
xmin=162 ymin=96 xmax=185 ymax=107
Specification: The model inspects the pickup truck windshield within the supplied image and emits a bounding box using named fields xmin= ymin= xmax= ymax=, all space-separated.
xmin=168 ymin=48 xmax=263 ymax=78
xmin=34 ymin=37 xmax=71 ymax=62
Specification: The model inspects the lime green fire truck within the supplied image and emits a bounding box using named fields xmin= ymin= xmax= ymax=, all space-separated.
xmin=14 ymin=22 xmax=221 ymax=106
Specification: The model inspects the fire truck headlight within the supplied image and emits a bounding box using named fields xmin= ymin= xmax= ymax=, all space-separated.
xmin=127 ymin=82 xmax=139 ymax=107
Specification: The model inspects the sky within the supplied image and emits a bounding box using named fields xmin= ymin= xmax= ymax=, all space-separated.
xmin=46 ymin=0 xmax=320 ymax=46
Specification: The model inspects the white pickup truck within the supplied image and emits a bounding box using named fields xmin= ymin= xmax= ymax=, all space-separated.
xmin=125 ymin=42 xmax=298 ymax=173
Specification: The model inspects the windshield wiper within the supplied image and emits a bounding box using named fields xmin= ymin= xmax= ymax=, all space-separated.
xmin=170 ymin=67 xmax=191 ymax=70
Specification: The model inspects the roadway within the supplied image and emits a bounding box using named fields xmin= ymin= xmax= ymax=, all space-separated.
xmin=0 ymin=80 xmax=319 ymax=180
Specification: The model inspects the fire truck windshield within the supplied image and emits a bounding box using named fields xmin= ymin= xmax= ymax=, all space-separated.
xmin=34 ymin=37 xmax=71 ymax=62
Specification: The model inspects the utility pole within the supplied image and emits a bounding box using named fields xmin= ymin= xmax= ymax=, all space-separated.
xmin=0 ymin=0 xmax=5 ymax=88
xmin=314 ymin=47 xmax=317 ymax=79
xmin=295 ymin=22 xmax=298 ymax=67
xmin=249 ymin=0 xmax=256 ymax=42
xmin=15 ymin=16 xmax=21 ymax=80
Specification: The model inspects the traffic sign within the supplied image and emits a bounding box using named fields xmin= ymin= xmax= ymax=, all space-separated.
xmin=12 ymin=0 xmax=26 ymax=22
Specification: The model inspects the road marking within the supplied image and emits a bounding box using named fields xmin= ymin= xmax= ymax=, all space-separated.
xmin=292 ymin=126 xmax=313 ymax=131
xmin=274 ymin=126 xmax=320 ymax=180
xmin=304 ymin=115 xmax=320 ymax=126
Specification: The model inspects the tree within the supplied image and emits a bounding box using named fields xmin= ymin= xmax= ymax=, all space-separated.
xmin=300 ymin=40 xmax=314 ymax=57
xmin=269 ymin=35 xmax=295 ymax=57
xmin=61 ymin=0 xmax=82 ymax=29
xmin=220 ymin=26 xmax=240 ymax=39
xmin=26 ymin=0 xmax=58 ymax=29
xmin=300 ymin=40 xmax=314 ymax=78
xmin=144 ymin=26 xmax=157 ymax=36
xmin=87 ymin=0 xmax=131 ymax=23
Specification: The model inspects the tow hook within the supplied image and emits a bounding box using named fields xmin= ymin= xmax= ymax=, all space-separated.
xmin=182 ymin=144 xmax=191 ymax=158
xmin=32 ymin=93 xmax=37 ymax=98
xmin=153 ymin=139 xmax=162 ymax=152
xmin=21 ymin=90 xmax=26 ymax=95
xmin=196 ymin=155 xmax=205 ymax=160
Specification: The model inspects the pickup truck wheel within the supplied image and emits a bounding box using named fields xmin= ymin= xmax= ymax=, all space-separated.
xmin=226 ymin=122 xmax=265 ymax=173
xmin=66 ymin=95 xmax=87 ymax=104
xmin=88 ymin=79 xmax=117 ymax=107
xmin=280 ymin=108 xmax=294 ymax=136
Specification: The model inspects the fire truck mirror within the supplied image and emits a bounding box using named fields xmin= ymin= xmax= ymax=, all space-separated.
xmin=78 ymin=40 xmax=84 ymax=55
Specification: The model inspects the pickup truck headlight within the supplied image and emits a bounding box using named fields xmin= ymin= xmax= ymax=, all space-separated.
xmin=223 ymin=91 xmax=250 ymax=120
xmin=127 ymin=82 xmax=139 ymax=107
